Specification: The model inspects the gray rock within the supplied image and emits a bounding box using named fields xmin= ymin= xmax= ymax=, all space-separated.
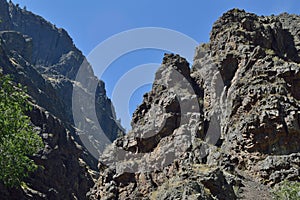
xmin=91 ymin=9 xmax=300 ymax=200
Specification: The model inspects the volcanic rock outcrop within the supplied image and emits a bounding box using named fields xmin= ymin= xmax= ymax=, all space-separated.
xmin=90 ymin=9 xmax=300 ymax=200
xmin=1 ymin=1 xmax=299 ymax=199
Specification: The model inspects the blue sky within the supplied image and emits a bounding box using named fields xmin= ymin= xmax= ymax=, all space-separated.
xmin=11 ymin=0 xmax=300 ymax=130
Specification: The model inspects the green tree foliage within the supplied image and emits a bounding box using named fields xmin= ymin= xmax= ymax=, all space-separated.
xmin=0 ymin=74 xmax=43 ymax=187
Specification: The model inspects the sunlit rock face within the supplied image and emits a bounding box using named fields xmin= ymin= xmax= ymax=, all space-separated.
xmin=90 ymin=9 xmax=300 ymax=200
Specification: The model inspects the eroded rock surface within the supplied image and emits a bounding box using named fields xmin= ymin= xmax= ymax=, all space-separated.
xmin=90 ymin=9 xmax=300 ymax=200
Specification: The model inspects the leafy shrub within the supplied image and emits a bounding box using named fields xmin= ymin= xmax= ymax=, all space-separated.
xmin=0 ymin=74 xmax=43 ymax=187
xmin=272 ymin=181 xmax=300 ymax=200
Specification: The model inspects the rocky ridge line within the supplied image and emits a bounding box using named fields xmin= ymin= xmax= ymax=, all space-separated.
xmin=90 ymin=9 xmax=300 ymax=200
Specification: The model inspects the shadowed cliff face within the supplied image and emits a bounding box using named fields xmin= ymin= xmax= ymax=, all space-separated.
xmin=0 ymin=0 xmax=76 ymax=68
xmin=0 ymin=34 xmax=96 ymax=199
xmin=0 ymin=0 xmax=124 ymax=141
xmin=0 ymin=0 xmax=124 ymax=199
xmin=90 ymin=9 xmax=300 ymax=200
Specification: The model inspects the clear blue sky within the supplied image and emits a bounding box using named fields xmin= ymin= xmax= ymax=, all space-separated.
xmin=11 ymin=0 xmax=300 ymax=130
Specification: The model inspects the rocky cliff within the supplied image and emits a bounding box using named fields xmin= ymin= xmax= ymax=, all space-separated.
xmin=0 ymin=0 xmax=124 ymax=199
xmin=90 ymin=9 xmax=300 ymax=199
xmin=0 ymin=0 xmax=124 ymax=140
xmin=1 ymin=2 xmax=299 ymax=199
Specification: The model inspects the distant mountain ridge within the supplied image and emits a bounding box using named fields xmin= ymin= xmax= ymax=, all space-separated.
xmin=0 ymin=0 xmax=124 ymax=199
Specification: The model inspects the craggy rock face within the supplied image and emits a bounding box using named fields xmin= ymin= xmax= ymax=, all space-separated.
xmin=193 ymin=9 xmax=300 ymax=183
xmin=90 ymin=9 xmax=300 ymax=200
xmin=1 ymin=2 xmax=299 ymax=199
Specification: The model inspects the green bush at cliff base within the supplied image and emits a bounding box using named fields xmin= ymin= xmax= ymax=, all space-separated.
xmin=272 ymin=181 xmax=300 ymax=200
xmin=0 ymin=74 xmax=43 ymax=187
